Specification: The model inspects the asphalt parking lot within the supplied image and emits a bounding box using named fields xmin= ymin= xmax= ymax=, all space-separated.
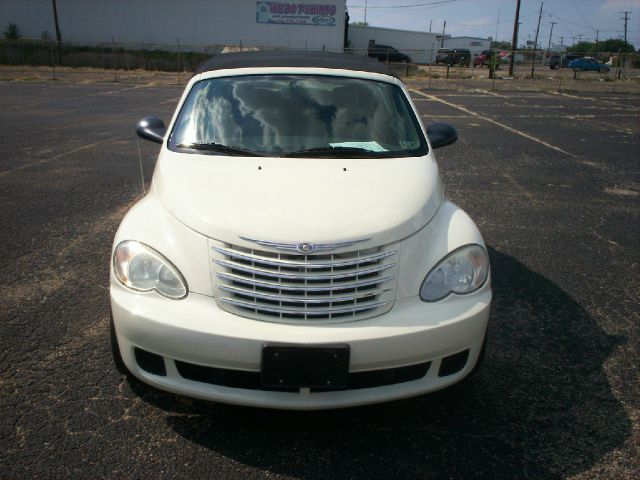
xmin=1 ymin=80 xmax=638 ymax=479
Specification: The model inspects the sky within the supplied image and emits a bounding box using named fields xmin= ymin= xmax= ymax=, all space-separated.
xmin=345 ymin=0 xmax=640 ymax=47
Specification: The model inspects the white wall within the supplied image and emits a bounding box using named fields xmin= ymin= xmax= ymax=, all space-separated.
xmin=0 ymin=0 xmax=346 ymax=51
xmin=348 ymin=25 xmax=437 ymax=64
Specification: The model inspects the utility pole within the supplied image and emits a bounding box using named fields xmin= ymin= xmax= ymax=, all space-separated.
xmin=547 ymin=21 xmax=556 ymax=56
xmin=509 ymin=0 xmax=522 ymax=76
xmin=495 ymin=9 xmax=500 ymax=42
xmin=560 ymin=36 xmax=564 ymax=46
xmin=442 ymin=20 xmax=447 ymax=35
xmin=622 ymin=11 xmax=629 ymax=49
xmin=530 ymin=2 xmax=543 ymax=79
xmin=621 ymin=11 xmax=630 ymax=71
xmin=577 ymin=34 xmax=584 ymax=43
xmin=429 ymin=19 xmax=432 ymax=33
xmin=51 ymin=0 xmax=62 ymax=64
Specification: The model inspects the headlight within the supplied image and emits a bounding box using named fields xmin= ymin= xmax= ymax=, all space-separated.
xmin=113 ymin=240 xmax=187 ymax=299
xmin=420 ymin=244 xmax=489 ymax=302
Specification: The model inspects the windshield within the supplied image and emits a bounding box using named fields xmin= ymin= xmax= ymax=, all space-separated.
xmin=169 ymin=74 xmax=428 ymax=157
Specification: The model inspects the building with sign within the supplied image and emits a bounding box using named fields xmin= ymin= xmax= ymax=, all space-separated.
xmin=0 ymin=0 xmax=347 ymax=51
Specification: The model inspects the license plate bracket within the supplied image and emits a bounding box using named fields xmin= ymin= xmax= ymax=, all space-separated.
xmin=261 ymin=344 xmax=350 ymax=389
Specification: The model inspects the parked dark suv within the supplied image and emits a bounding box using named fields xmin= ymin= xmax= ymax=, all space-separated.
xmin=547 ymin=54 xmax=582 ymax=70
xmin=435 ymin=48 xmax=471 ymax=66
xmin=368 ymin=44 xmax=412 ymax=63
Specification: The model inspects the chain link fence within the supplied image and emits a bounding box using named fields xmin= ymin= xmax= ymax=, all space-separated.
xmin=1 ymin=39 xmax=638 ymax=94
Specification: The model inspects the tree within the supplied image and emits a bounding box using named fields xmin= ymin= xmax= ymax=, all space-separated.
xmin=491 ymin=40 xmax=511 ymax=50
xmin=567 ymin=38 xmax=635 ymax=54
xmin=3 ymin=23 xmax=21 ymax=40
xmin=567 ymin=41 xmax=594 ymax=53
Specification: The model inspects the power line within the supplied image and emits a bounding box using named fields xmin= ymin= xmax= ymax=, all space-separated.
xmin=453 ymin=9 xmax=538 ymax=28
xmin=347 ymin=0 xmax=457 ymax=9
xmin=571 ymin=0 xmax=595 ymax=32
xmin=544 ymin=6 xmax=596 ymax=32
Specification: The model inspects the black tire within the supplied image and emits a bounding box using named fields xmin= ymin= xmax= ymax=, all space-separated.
xmin=110 ymin=312 xmax=130 ymax=376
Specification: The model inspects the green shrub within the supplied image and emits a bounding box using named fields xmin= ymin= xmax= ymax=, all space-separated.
xmin=4 ymin=23 xmax=20 ymax=40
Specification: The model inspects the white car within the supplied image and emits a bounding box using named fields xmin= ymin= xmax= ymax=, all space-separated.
xmin=110 ymin=51 xmax=491 ymax=410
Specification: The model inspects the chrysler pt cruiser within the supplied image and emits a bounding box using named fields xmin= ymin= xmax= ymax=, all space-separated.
xmin=110 ymin=51 xmax=491 ymax=409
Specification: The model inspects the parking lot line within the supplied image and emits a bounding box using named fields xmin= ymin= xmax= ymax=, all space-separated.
xmin=0 ymin=138 xmax=120 ymax=177
xmin=502 ymin=172 xmax=536 ymax=203
xmin=410 ymin=89 xmax=577 ymax=158
xmin=475 ymin=89 xmax=510 ymax=98
xmin=546 ymin=91 xmax=640 ymax=110
xmin=421 ymin=114 xmax=475 ymax=119
xmin=2 ymin=84 xmax=161 ymax=112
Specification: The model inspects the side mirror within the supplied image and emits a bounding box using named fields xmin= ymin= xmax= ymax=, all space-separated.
xmin=427 ymin=122 xmax=458 ymax=149
xmin=136 ymin=116 xmax=166 ymax=144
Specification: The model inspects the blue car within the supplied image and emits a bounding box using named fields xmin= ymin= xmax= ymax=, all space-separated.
xmin=568 ymin=58 xmax=610 ymax=73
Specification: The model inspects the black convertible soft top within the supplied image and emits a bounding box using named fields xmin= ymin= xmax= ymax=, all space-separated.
xmin=194 ymin=50 xmax=392 ymax=76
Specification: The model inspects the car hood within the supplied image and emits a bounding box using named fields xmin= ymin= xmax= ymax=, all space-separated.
xmin=151 ymin=150 xmax=442 ymax=250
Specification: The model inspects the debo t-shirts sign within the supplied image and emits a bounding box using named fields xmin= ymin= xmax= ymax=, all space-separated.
xmin=256 ymin=2 xmax=337 ymax=26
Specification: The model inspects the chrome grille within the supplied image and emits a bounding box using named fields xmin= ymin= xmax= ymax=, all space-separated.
xmin=210 ymin=240 xmax=398 ymax=323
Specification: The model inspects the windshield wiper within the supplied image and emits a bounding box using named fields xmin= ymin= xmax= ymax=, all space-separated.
xmin=176 ymin=142 xmax=265 ymax=157
xmin=281 ymin=146 xmax=393 ymax=158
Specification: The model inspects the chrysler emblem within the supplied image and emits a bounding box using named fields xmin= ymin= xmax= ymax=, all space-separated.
xmin=296 ymin=242 xmax=315 ymax=254
xmin=241 ymin=236 xmax=370 ymax=253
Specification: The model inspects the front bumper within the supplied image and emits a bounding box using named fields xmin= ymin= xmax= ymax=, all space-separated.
xmin=111 ymin=283 xmax=490 ymax=409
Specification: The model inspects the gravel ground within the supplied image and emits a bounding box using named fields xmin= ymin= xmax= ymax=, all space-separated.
xmin=0 ymin=79 xmax=638 ymax=479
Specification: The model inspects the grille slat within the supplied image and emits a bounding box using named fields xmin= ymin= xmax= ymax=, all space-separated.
xmin=211 ymin=242 xmax=397 ymax=323
xmin=216 ymin=272 xmax=394 ymax=292
xmin=218 ymin=297 xmax=391 ymax=316
xmin=214 ymin=258 xmax=395 ymax=281
xmin=217 ymin=284 xmax=391 ymax=304
xmin=213 ymin=246 xmax=397 ymax=269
